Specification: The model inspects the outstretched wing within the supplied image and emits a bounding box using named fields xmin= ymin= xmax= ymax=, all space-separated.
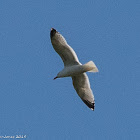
xmin=72 ymin=73 xmax=95 ymax=110
xmin=50 ymin=28 xmax=80 ymax=66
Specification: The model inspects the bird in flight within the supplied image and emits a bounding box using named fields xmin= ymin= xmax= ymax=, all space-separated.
xmin=50 ymin=28 xmax=98 ymax=111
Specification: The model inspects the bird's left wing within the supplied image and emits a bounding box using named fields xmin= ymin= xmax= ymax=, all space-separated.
xmin=50 ymin=28 xmax=80 ymax=66
xmin=72 ymin=73 xmax=95 ymax=110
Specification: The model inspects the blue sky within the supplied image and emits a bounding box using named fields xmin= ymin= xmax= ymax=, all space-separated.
xmin=0 ymin=0 xmax=139 ymax=139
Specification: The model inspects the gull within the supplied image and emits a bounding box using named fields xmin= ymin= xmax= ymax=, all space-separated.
xmin=50 ymin=28 xmax=98 ymax=111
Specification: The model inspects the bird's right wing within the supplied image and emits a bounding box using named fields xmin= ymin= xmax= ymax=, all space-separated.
xmin=50 ymin=28 xmax=80 ymax=66
xmin=72 ymin=73 xmax=95 ymax=110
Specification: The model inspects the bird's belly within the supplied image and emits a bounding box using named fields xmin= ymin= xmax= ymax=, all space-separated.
xmin=63 ymin=65 xmax=85 ymax=77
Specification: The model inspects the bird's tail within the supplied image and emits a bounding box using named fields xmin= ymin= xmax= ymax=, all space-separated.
xmin=83 ymin=61 xmax=99 ymax=72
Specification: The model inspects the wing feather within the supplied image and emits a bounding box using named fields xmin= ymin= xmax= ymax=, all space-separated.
xmin=72 ymin=73 xmax=95 ymax=110
xmin=50 ymin=28 xmax=80 ymax=66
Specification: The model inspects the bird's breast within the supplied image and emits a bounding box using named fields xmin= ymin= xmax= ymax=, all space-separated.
xmin=60 ymin=65 xmax=86 ymax=77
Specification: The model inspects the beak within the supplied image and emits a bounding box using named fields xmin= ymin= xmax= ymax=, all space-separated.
xmin=53 ymin=76 xmax=57 ymax=80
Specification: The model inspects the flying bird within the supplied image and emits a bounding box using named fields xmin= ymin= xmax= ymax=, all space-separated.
xmin=50 ymin=28 xmax=98 ymax=111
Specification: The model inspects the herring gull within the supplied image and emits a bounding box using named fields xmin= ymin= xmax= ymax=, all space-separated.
xmin=50 ymin=28 xmax=98 ymax=111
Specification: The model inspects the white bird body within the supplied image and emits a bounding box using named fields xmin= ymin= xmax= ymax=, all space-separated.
xmin=50 ymin=28 xmax=98 ymax=111
xmin=57 ymin=61 xmax=98 ymax=78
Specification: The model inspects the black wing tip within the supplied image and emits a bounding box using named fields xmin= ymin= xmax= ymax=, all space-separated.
xmin=50 ymin=28 xmax=57 ymax=39
xmin=51 ymin=28 xmax=56 ymax=31
xmin=82 ymin=99 xmax=95 ymax=111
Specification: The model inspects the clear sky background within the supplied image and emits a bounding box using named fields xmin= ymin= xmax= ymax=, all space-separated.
xmin=0 ymin=0 xmax=139 ymax=139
